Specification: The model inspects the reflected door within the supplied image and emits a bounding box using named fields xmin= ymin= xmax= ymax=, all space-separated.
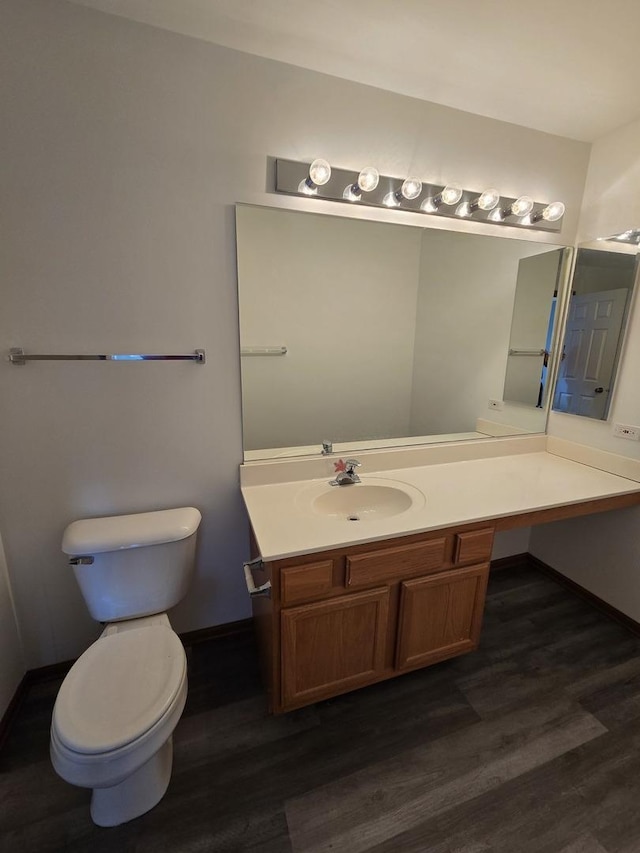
xmin=553 ymin=288 xmax=628 ymax=418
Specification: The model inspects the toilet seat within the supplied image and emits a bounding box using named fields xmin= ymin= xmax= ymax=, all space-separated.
xmin=53 ymin=625 xmax=186 ymax=755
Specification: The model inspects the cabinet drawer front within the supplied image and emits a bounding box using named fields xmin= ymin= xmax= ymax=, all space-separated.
xmin=281 ymin=560 xmax=334 ymax=605
xmin=454 ymin=528 xmax=494 ymax=566
xmin=346 ymin=538 xmax=448 ymax=588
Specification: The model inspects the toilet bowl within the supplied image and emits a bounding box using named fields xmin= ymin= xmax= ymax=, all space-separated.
xmin=50 ymin=616 xmax=188 ymax=826
xmin=50 ymin=507 xmax=201 ymax=827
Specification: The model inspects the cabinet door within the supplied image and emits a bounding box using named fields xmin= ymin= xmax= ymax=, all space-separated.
xmin=281 ymin=587 xmax=389 ymax=708
xmin=396 ymin=564 xmax=489 ymax=672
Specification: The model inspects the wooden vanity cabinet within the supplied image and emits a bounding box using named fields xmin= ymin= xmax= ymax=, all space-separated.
xmin=250 ymin=521 xmax=495 ymax=713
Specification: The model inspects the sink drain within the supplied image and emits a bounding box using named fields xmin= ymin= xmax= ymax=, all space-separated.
xmin=347 ymin=514 xmax=360 ymax=522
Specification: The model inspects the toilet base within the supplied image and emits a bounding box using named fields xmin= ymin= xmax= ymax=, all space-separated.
xmin=90 ymin=736 xmax=173 ymax=827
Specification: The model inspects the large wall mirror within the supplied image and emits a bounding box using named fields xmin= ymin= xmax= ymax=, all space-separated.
xmin=236 ymin=204 xmax=572 ymax=460
xmin=553 ymin=234 xmax=639 ymax=419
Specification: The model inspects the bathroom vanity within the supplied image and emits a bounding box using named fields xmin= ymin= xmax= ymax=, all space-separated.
xmin=241 ymin=438 xmax=640 ymax=713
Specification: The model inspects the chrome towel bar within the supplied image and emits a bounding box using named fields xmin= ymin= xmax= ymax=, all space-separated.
xmin=8 ymin=347 xmax=206 ymax=365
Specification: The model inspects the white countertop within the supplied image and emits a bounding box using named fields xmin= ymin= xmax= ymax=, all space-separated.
xmin=241 ymin=450 xmax=640 ymax=562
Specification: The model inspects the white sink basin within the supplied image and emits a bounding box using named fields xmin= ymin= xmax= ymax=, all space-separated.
xmin=298 ymin=478 xmax=426 ymax=522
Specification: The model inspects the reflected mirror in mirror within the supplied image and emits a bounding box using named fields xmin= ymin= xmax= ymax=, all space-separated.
xmin=236 ymin=204 xmax=571 ymax=460
xmin=553 ymin=234 xmax=639 ymax=419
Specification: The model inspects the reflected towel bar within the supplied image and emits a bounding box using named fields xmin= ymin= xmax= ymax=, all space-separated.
xmin=508 ymin=348 xmax=546 ymax=357
xmin=8 ymin=347 xmax=206 ymax=365
xmin=240 ymin=346 xmax=287 ymax=357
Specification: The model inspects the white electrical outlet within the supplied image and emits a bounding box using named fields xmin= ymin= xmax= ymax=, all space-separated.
xmin=613 ymin=423 xmax=640 ymax=441
xmin=488 ymin=399 xmax=504 ymax=410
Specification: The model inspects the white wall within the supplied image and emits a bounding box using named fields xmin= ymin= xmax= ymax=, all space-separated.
xmin=533 ymin=115 xmax=640 ymax=619
xmin=237 ymin=207 xmax=421 ymax=451
xmin=0 ymin=0 xmax=590 ymax=667
xmin=0 ymin=533 xmax=26 ymax=719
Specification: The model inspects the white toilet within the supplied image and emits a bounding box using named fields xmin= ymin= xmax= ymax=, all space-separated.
xmin=50 ymin=506 xmax=202 ymax=827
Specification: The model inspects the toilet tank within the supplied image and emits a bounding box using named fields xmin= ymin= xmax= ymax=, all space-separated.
xmin=62 ymin=507 xmax=202 ymax=623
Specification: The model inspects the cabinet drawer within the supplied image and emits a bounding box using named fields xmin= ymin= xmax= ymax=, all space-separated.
xmin=346 ymin=537 xmax=448 ymax=588
xmin=281 ymin=560 xmax=334 ymax=605
xmin=454 ymin=528 xmax=494 ymax=566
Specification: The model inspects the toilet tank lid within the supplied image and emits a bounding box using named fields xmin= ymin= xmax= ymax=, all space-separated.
xmin=62 ymin=507 xmax=202 ymax=555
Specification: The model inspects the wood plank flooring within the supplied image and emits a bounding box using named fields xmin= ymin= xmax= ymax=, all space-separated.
xmin=3 ymin=565 xmax=640 ymax=852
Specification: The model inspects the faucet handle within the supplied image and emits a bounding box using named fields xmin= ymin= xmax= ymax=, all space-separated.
xmin=344 ymin=458 xmax=361 ymax=472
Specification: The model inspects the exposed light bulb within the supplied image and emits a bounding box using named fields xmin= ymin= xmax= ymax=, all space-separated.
xmin=308 ymin=158 xmax=331 ymax=186
xmin=477 ymin=188 xmax=500 ymax=211
xmin=357 ymin=166 xmax=379 ymax=193
xmin=510 ymin=195 xmax=534 ymax=217
xmin=401 ymin=178 xmax=422 ymax=200
xmin=542 ymin=201 xmax=565 ymax=222
xmin=423 ymin=182 xmax=463 ymax=212
xmin=440 ymin=183 xmax=463 ymax=205
xmin=343 ymin=166 xmax=379 ymax=202
xmin=528 ymin=200 xmax=566 ymax=225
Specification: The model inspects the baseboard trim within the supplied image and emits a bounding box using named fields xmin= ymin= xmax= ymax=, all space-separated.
xmin=0 ymin=673 xmax=28 ymax=753
xmin=180 ymin=618 xmax=254 ymax=646
xmin=527 ymin=554 xmax=640 ymax=638
xmin=490 ymin=552 xmax=530 ymax=572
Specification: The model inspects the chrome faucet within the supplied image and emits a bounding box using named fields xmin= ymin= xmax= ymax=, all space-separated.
xmin=330 ymin=458 xmax=361 ymax=486
xmin=321 ymin=440 xmax=333 ymax=455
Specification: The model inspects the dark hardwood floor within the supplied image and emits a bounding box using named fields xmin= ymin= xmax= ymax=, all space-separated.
xmin=3 ymin=565 xmax=640 ymax=852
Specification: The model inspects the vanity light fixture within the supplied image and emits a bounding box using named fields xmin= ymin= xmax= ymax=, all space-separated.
xmin=421 ymin=183 xmax=463 ymax=213
xmin=343 ymin=166 xmax=380 ymax=201
xmin=275 ymin=158 xmax=566 ymax=233
xmin=298 ymin=158 xmax=332 ymax=195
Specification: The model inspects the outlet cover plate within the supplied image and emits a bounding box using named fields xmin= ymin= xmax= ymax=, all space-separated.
xmin=613 ymin=423 xmax=640 ymax=441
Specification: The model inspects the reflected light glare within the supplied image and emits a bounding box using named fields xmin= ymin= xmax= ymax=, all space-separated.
xmin=298 ymin=179 xmax=317 ymax=196
xmin=420 ymin=198 xmax=438 ymax=213
xmin=383 ymin=191 xmax=400 ymax=208
xmin=342 ymin=185 xmax=361 ymax=202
